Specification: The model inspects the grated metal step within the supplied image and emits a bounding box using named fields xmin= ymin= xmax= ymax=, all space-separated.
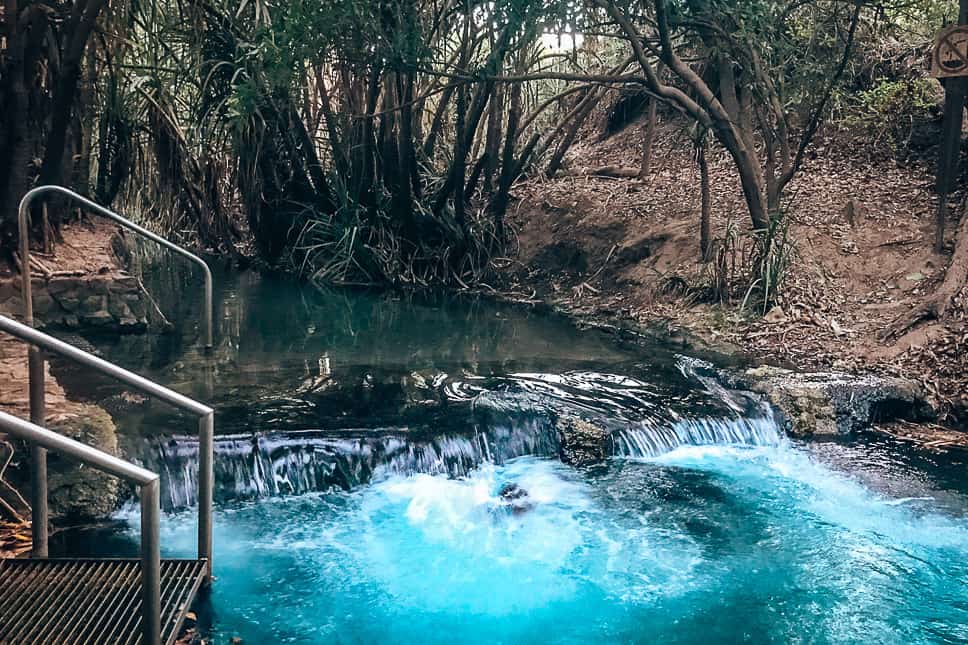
xmin=0 ymin=558 xmax=207 ymax=645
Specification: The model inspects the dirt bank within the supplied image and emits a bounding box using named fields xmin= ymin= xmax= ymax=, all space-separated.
xmin=0 ymin=221 xmax=135 ymax=554
xmin=502 ymin=118 xmax=968 ymax=432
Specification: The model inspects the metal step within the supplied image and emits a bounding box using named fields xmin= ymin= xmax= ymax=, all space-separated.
xmin=0 ymin=558 xmax=207 ymax=645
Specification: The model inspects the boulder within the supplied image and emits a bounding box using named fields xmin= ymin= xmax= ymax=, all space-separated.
xmin=46 ymin=405 xmax=122 ymax=521
xmin=732 ymin=366 xmax=932 ymax=436
xmin=556 ymin=415 xmax=609 ymax=466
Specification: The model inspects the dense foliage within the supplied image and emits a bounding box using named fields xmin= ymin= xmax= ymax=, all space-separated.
xmin=0 ymin=0 xmax=957 ymax=288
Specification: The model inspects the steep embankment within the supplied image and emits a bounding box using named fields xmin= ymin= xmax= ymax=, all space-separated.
xmin=504 ymin=118 xmax=968 ymax=430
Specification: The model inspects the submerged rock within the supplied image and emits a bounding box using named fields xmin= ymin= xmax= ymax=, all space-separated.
xmin=497 ymin=483 xmax=534 ymax=516
xmin=555 ymin=415 xmax=609 ymax=466
xmin=733 ymin=366 xmax=932 ymax=436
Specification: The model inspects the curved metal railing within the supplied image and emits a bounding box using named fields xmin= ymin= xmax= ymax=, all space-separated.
xmin=0 ymin=410 xmax=162 ymax=645
xmin=0 ymin=314 xmax=214 ymax=572
xmin=0 ymin=314 xmax=216 ymax=642
xmin=18 ymin=185 xmax=214 ymax=349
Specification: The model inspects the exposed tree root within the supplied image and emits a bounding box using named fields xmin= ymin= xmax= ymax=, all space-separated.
xmin=881 ymin=205 xmax=968 ymax=342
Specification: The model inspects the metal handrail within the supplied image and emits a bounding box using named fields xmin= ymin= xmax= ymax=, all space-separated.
xmin=0 ymin=314 xmax=214 ymax=581
xmin=0 ymin=410 xmax=161 ymax=645
xmin=18 ymin=185 xmax=214 ymax=349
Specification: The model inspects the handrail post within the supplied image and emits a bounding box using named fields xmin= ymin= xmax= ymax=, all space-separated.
xmin=141 ymin=478 xmax=162 ymax=645
xmin=17 ymin=185 xmax=214 ymax=350
xmin=204 ymin=268 xmax=213 ymax=350
xmin=2 ymin=313 xmax=216 ymax=599
xmin=27 ymin=346 xmax=48 ymax=558
xmin=198 ymin=411 xmax=214 ymax=580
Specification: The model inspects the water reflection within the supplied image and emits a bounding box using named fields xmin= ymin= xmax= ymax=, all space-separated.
xmin=53 ymin=256 xmax=703 ymax=438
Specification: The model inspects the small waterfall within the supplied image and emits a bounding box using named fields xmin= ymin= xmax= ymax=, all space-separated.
xmin=613 ymin=416 xmax=782 ymax=458
xmin=147 ymin=417 xmax=557 ymax=510
xmin=144 ymin=361 xmax=786 ymax=509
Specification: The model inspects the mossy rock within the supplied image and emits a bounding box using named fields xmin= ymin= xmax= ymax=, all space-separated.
xmin=46 ymin=405 xmax=122 ymax=521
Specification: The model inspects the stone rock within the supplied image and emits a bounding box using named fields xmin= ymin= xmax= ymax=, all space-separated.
xmin=46 ymin=405 xmax=122 ymax=521
xmin=108 ymin=296 xmax=132 ymax=320
xmin=0 ymin=279 xmax=18 ymax=303
xmin=731 ymin=366 xmax=932 ymax=436
xmin=4 ymin=272 xmax=153 ymax=333
xmin=110 ymin=275 xmax=140 ymax=292
xmin=57 ymin=294 xmax=81 ymax=312
xmin=763 ymin=306 xmax=787 ymax=324
xmin=556 ymin=415 xmax=610 ymax=466
xmin=1 ymin=295 xmax=25 ymax=315
xmin=47 ymin=277 xmax=83 ymax=296
xmin=84 ymin=309 xmax=116 ymax=326
xmin=93 ymin=278 xmax=114 ymax=295
xmin=81 ymin=294 xmax=107 ymax=312
xmin=32 ymin=293 xmax=55 ymax=316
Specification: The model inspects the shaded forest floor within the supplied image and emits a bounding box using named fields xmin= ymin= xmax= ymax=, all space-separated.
xmin=502 ymin=117 xmax=968 ymax=428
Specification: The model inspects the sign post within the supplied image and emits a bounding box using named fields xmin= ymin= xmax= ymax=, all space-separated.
xmin=933 ymin=12 xmax=968 ymax=251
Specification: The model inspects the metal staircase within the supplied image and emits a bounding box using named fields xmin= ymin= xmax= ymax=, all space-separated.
xmin=0 ymin=187 xmax=217 ymax=645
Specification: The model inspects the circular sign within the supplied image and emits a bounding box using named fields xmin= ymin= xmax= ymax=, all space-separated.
xmin=933 ymin=25 xmax=968 ymax=78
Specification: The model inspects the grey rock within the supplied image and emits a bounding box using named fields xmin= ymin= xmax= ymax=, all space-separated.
xmin=556 ymin=415 xmax=610 ymax=466
xmin=32 ymin=292 xmax=56 ymax=316
xmin=46 ymin=406 xmax=121 ymax=521
xmin=84 ymin=309 xmax=116 ymax=326
xmin=57 ymin=295 xmax=81 ymax=312
xmin=81 ymin=294 xmax=107 ymax=312
xmin=0 ymin=279 xmax=18 ymax=303
xmin=731 ymin=366 xmax=932 ymax=436
xmin=108 ymin=296 xmax=132 ymax=320
xmin=47 ymin=277 xmax=83 ymax=296
xmin=110 ymin=276 xmax=140 ymax=292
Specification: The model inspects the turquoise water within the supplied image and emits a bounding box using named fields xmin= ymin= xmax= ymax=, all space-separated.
xmin=144 ymin=442 xmax=968 ymax=644
xmin=51 ymin=260 xmax=968 ymax=643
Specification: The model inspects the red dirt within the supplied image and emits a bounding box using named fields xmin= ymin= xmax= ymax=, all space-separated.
xmin=505 ymin=119 xmax=968 ymax=425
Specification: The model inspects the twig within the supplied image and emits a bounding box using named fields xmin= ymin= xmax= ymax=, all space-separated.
xmin=587 ymin=244 xmax=618 ymax=282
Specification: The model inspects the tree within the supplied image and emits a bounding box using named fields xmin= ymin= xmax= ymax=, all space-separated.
xmin=0 ymin=0 xmax=110 ymax=250
xmin=589 ymin=0 xmax=864 ymax=231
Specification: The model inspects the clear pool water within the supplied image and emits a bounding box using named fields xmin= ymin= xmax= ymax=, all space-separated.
xmin=51 ymin=258 xmax=968 ymax=643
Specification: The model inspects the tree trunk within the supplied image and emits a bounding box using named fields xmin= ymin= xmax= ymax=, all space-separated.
xmin=698 ymin=138 xmax=711 ymax=262
xmin=883 ymin=200 xmax=968 ymax=340
xmin=39 ymin=0 xmax=111 ymax=202
xmin=452 ymin=82 xmax=468 ymax=231
xmin=491 ymin=65 xmax=524 ymax=241
xmin=315 ymin=67 xmax=349 ymax=181
xmin=483 ymin=81 xmax=504 ymax=192
xmin=639 ymin=98 xmax=657 ymax=178
xmin=544 ymin=88 xmax=604 ymax=178
xmin=0 ymin=0 xmax=32 ymax=248
xmin=75 ymin=44 xmax=97 ymax=200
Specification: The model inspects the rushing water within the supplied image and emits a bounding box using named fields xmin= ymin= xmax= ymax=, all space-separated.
xmin=50 ymin=257 xmax=968 ymax=643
